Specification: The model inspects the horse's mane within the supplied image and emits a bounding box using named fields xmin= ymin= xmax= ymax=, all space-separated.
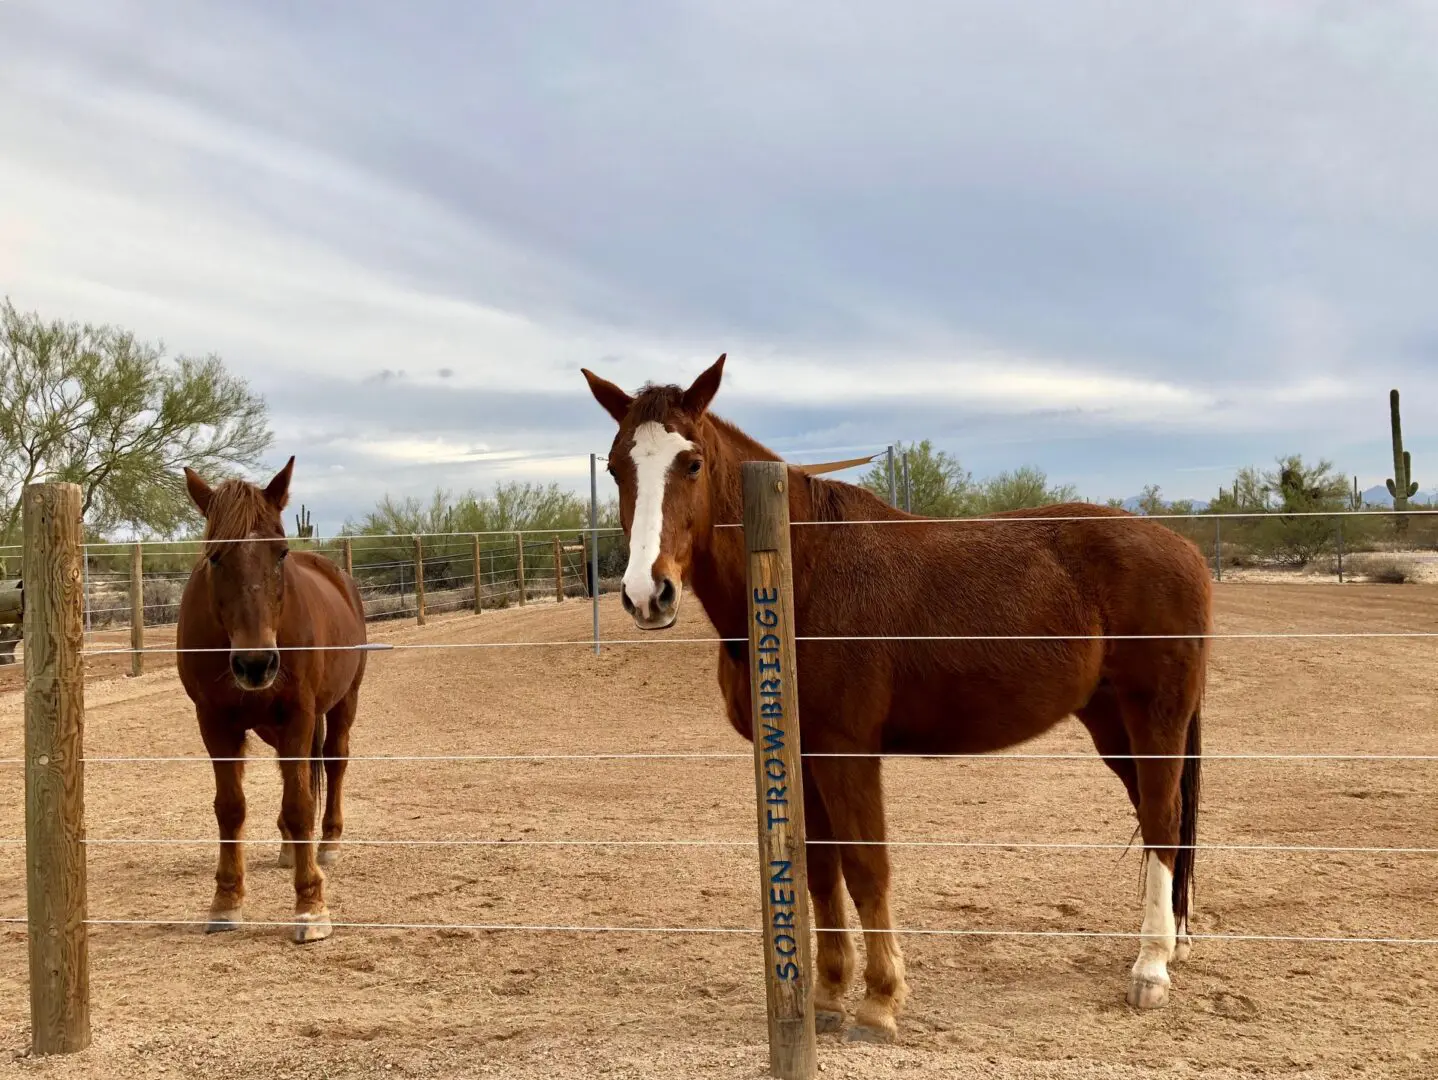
xmin=804 ymin=475 xmax=888 ymax=523
xmin=203 ymin=480 xmax=282 ymax=549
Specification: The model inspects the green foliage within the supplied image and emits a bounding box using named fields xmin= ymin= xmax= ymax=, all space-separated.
xmin=0 ymin=297 xmax=271 ymax=546
xmin=1137 ymin=484 xmax=1165 ymax=516
xmin=859 ymin=442 xmax=1076 ymax=517
xmin=974 ymin=466 xmax=1078 ymax=513
xmin=345 ymin=481 xmax=597 ymax=537
xmin=341 ymin=483 xmax=627 ymax=601
xmin=860 ymin=441 xmax=975 ymax=516
xmin=1209 ymin=467 xmax=1269 ymax=514
xmin=1250 ymin=455 xmax=1352 ymax=566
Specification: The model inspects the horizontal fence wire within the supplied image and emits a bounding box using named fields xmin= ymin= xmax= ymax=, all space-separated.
xmin=713 ymin=509 xmax=1438 ymax=528
xmin=1 ymin=751 xmax=1434 ymax=765
xmin=79 ymin=527 xmax=627 ymax=549
xmin=0 ymin=916 xmax=1432 ymax=945
xmin=77 ymin=629 xmax=1438 ymax=657
xmin=0 ymin=838 xmax=1428 ymax=855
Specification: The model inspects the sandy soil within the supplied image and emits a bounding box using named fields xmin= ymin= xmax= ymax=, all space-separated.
xmin=2 ymin=584 xmax=1438 ymax=1079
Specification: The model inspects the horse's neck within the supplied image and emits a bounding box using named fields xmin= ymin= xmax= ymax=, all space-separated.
xmin=689 ymin=418 xmax=783 ymax=637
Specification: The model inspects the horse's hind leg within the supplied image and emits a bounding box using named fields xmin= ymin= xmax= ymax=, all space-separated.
xmin=1078 ymin=686 xmax=1194 ymax=968
xmin=804 ymin=769 xmax=856 ymax=1032
xmin=200 ymin=719 xmax=247 ymax=932
xmin=1119 ymin=694 xmax=1190 ymax=1009
xmin=808 ymin=756 xmax=908 ymax=1044
xmin=318 ymin=687 xmax=359 ymax=867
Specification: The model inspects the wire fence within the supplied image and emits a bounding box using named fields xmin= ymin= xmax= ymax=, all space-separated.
xmin=5 ymin=505 xmax=1438 ymax=960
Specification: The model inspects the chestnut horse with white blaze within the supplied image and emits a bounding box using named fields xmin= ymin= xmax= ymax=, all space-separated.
xmin=177 ymin=457 xmax=368 ymax=943
xmin=583 ymin=356 xmax=1211 ymax=1042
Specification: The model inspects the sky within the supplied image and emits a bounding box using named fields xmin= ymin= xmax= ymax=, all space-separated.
xmin=2 ymin=1 xmax=1437 ymax=533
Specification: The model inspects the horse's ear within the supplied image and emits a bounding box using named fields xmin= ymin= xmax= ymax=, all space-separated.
xmin=263 ymin=456 xmax=295 ymax=512
xmin=183 ymin=467 xmax=213 ymax=517
xmin=581 ymin=368 xmax=634 ymax=424
xmin=681 ymin=353 xmax=725 ymax=416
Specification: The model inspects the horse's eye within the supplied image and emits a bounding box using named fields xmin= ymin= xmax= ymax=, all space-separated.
xmin=207 ymin=551 xmax=221 ymax=566
xmin=688 ymin=459 xmax=703 ymax=477
xmin=278 ymin=548 xmax=289 ymax=561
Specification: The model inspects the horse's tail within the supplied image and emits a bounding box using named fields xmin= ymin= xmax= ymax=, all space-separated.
xmin=310 ymin=711 xmax=326 ymax=832
xmin=1173 ymin=704 xmax=1201 ymax=926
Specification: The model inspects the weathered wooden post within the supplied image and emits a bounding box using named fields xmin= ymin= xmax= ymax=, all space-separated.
xmin=341 ymin=538 xmax=354 ymax=578
xmin=741 ymin=461 xmax=817 ymax=1080
xmin=129 ymin=542 xmax=143 ymax=677
xmin=554 ymin=535 xmax=565 ymax=602
xmin=23 ymin=482 xmax=91 ymax=1055
xmin=1337 ymin=517 xmax=1345 ymax=584
xmin=473 ymin=535 xmax=484 ymax=614
xmin=414 ymin=535 xmax=426 ymax=626
xmin=1213 ymin=517 xmax=1221 ymax=583
xmin=515 ymin=532 xmax=526 ymax=607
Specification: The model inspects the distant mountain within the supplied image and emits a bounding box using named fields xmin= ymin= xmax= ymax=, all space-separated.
xmin=1360 ymin=485 xmax=1437 ymax=508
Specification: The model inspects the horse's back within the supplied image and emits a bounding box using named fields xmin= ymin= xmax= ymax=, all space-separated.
xmin=292 ymin=551 xmax=366 ymax=633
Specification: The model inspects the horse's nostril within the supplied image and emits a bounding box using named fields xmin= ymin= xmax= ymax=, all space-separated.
xmin=620 ymin=588 xmax=637 ymax=615
xmin=657 ymin=579 xmax=677 ymax=609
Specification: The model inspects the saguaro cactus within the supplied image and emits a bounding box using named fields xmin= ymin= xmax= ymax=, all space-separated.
xmin=1350 ymin=475 xmax=1363 ymax=511
xmin=294 ymin=504 xmax=315 ymax=538
xmin=1386 ymin=389 xmax=1419 ymax=531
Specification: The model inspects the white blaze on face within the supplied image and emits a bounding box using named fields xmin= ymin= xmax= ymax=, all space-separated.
xmin=623 ymin=421 xmax=695 ymax=616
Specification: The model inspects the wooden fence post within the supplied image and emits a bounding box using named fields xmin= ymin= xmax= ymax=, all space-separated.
xmin=414 ymin=535 xmax=426 ymax=626
xmin=473 ymin=535 xmax=483 ymax=614
xmin=129 ymin=542 xmax=143 ymax=677
xmin=741 ymin=461 xmax=817 ymax=1080
xmin=22 ymin=482 xmax=91 ymax=1056
xmin=341 ymin=538 xmax=353 ymax=578
xmin=515 ymin=532 xmax=526 ymax=607
xmin=554 ymin=536 xmax=564 ymax=602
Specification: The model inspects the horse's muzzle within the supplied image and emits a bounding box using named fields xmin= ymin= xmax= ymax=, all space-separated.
xmin=230 ymin=648 xmax=280 ymax=690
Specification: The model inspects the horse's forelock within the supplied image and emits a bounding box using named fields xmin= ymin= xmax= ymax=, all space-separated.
xmin=628 ymin=384 xmax=687 ymax=427
xmin=203 ymin=480 xmax=281 ymax=547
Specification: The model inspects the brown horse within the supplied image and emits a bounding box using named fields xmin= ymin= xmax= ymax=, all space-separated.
xmin=583 ymin=356 xmax=1211 ymax=1041
xmin=177 ymin=457 xmax=368 ymax=943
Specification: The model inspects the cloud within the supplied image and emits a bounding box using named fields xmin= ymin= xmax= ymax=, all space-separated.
xmin=2 ymin=0 xmax=1437 ymax=532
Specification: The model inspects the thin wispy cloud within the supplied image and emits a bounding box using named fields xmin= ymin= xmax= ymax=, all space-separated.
xmin=2 ymin=0 xmax=1435 ymax=529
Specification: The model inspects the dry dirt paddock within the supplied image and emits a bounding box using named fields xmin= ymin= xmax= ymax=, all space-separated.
xmin=2 ymin=584 xmax=1438 ymax=1079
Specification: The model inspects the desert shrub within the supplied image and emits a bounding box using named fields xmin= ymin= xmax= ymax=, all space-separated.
xmin=141 ymin=577 xmax=186 ymax=625
xmin=1365 ymin=560 xmax=1411 ymax=584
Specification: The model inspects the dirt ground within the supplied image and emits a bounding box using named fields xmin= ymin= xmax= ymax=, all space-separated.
xmin=2 ymin=583 xmax=1438 ymax=1079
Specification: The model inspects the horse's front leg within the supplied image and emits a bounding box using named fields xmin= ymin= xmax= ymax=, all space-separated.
xmin=804 ymin=769 xmax=856 ymax=1033
xmin=277 ymin=703 xmax=330 ymax=943
xmin=807 ymin=755 xmax=908 ymax=1044
xmin=200 ymin=718 xmax=247 ymax=932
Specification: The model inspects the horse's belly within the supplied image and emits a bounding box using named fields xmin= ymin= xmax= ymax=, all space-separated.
xmin=883 ymin=673 xmax=1087 ymax=755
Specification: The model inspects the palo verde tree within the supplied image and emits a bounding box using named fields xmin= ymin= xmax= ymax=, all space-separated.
xmin=860 ymin=440 xmax=976 ymax=516
xmin=0 ymin=298 xmax=272 ymax=548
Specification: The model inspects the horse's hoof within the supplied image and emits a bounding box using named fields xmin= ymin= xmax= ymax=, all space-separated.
xmin=1127 ymin=976 xmax=1170 ymax=1009
xmin=1172 ymin=938 xmax=1192 ymax=965
xmin=277 ymin=846 xmax=295 ymax=869
xmin=205 ymin=909 xmax=243 ymax=934
xmin=815 ymin=1008 xmax=846 ymax=1034
xmin=317 ymin=846 xmax=339 ymax=868
xmin=845 ymin=1022 xmax=897 ymax=1045
xmin=292 ymin=910 xmax=333 ymax=944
